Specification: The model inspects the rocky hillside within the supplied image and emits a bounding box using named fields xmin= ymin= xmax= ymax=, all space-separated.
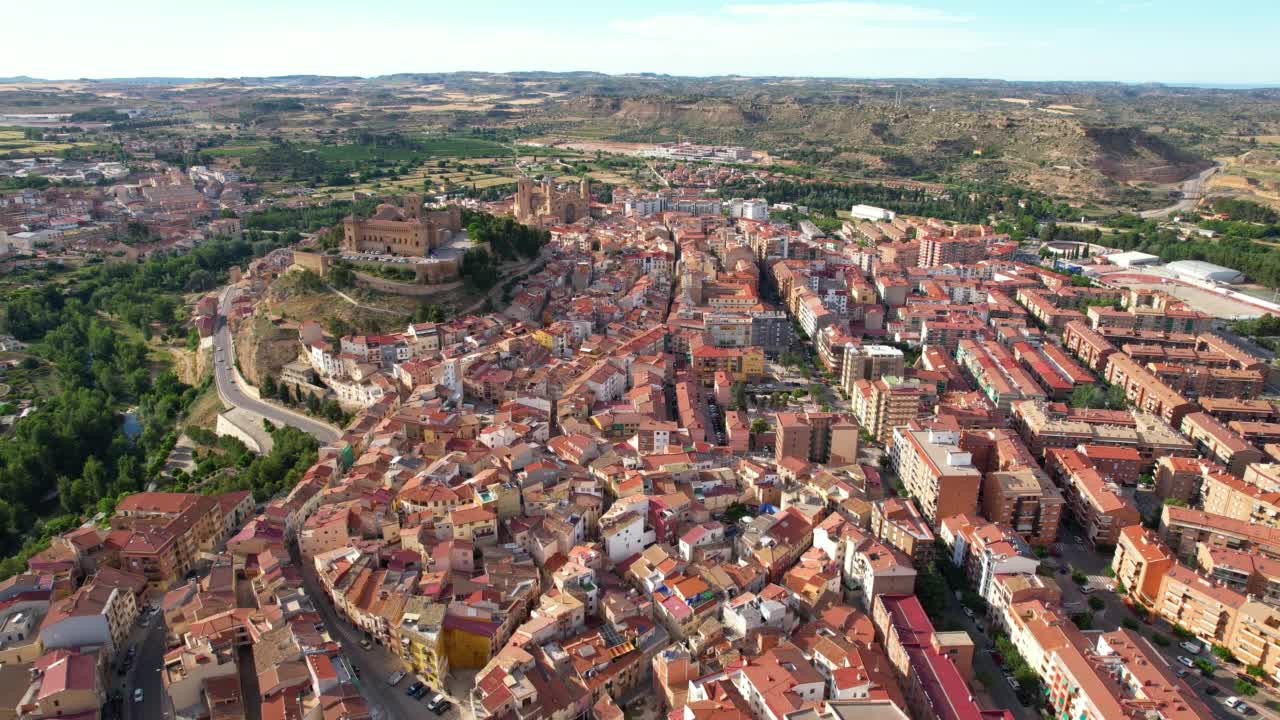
xmin=551 ymin=94 xmax=1215 ymax=205
xmin=234 ymin=315 xmax=301 ymax=388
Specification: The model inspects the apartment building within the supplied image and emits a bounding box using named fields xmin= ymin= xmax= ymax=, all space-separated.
xmin=113 ymin=492 xmax=225 ymax=594
xmin=1087 ymin=303 xmax=1212 ymax=335
xmin=1199 ymin=397 xmax=1280 ymax=423
xmin=871 ymin=594 xmax=1012 ymax=720
xmin=1160 ymin=505 xmax=1280 ymax=561
xmin=1201 ymin=469 xmax=1280 ymax=530
xmin=1044 ymin=448 xmax=1141 ymax=547
xmin=891 ymin=427 xmax=982 ymax=524
xmin=870 ymin=498 xmax=936 ymax=567
xmin=1157 ymin=563 xmax=1242 ymax=646
xmin=1062 ymin=320 xmax=1116 ymax=373
xmin=1010 ymin=400 xmax=1194 ymax=464
xmin=394 ymin=599 xmax=449 ymax=689
xmin=842 ymin=534 xmax=918 ymax=611
xmin=1112 ymin=525 xmax=1175 ymax=607
xmin=689 ymin=342 xmax=765 ymax=385
xmin=1153 ymin=456 xmax=1220 ymax=504
xmin=1102 ymin=353 xmax=1197 ymax=427
xmin=919 ymin=316 xmax=988 ymax=355
xmin=850 ymin=376 xmax=921 ymax=444
xmin=918 ymin=236 xmax=987 ymax=268
xmin=956 ymin=339 xmax=1047 ymax=411
xmin=1181 ymin=412 xmax=1265 ymax=475
xmin=980 ymin=469 xmax=1064 ymax=547
xmin=1075 ymin=444 xmax=1142 ymax=486
xmin=1196 ymin=544 xmax=1280 ymax=608
xmin=1045 ymin=630 xmax=1212 ymax=720
xmin=774 ymin=412 xmax=860 ymax=466
xmin=1231 ymin=421 xmax=1280 ymax=448
xmin=839 ymin=344 xmax=906 ymax=390
xmin=940 ymin=514 xmax=1039 ymax=603
xmin=39 ymin=581 xmax=138 ymax=658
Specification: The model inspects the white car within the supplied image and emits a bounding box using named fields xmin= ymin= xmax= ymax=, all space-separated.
xmin=134 ymin=688 xmax=144 ymax=703
xmin=1177 ymin=656 xmax=1196 ymax=668
xmin=962 ymin=607 xmax=975 ymax=619
xmin=1224 ymin=697 xmax=1241 ymax=710
xmin=1180 ymin=640 xmax=1202 ymax=654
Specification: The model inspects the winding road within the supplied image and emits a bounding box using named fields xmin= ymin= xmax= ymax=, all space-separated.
xmin=1138 ymin=163 xmax=1219 ymax=219
xmin=213 ymin=285 xmax=341 ymax=446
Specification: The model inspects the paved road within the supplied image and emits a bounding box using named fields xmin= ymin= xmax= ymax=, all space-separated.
xmin=123 ymin=612 xmax=168 ymax=720
xmin=213 ymin=286 xmax=341 ymax=445
xmin=291 ymin=543 xmax=462 ymax=720
xmin=1139 ymin=164 xmax=1219 ymax=219
xmin=1052 ymin=524 xmax=1280 ymax=720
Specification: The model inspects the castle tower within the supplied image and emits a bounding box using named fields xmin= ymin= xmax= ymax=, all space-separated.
xmin=515 ymin=178 xmax=532 ymax=221
xmin=579 ymin=177 xmax=590 ymax=200
xmin=403 ymin=193 xmax=423 ymax=220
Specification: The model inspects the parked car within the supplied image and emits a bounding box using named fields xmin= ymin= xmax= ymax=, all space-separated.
xmin=1005 ymin=676 xmax=1021 ymax=692
xmin=1079 ymin=586 xmax=1095 ymax=595
xmin=433 ymin=701 xmax=452 ymax=716
xmin=359 ymin=637 xmax=373 ymax=650
xmin=406 ymin=682 xmax=425 ymax=697
xmin=427 ymin=694 xmax=450 ymax=713
xmin=1176 ymin=669 xmax=1190 ymax=678
xmin=387 ymin=671 xmax=406 ymax=686
xmin=1205 ymin=685 xmax=1219 ymax=696
xmin=1180 ymin=640 xmax=1202 ymax=654
xmin=134 ymin=689 xmax=144 ymax=703
xmin=962 ymin=607 xmax=975 ymax=619
xmin=1178 ymin=656 xmax=1196 ymax=668
xmin=1225 ymin=697 xmax=1242 ymax=710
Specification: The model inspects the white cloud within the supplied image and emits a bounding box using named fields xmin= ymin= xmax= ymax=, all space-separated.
xmin=724 ymin=2 xmax=966 ymax=23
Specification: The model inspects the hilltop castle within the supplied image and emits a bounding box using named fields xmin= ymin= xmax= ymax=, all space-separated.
xmin=514 ymin=177 xmax=590 ymax=226
xmin=342 ymin=193 xmax=461 ymax=257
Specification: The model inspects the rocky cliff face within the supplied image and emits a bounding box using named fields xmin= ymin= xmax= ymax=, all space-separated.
xmin=234 ymin=314 xmax=301 ymax=388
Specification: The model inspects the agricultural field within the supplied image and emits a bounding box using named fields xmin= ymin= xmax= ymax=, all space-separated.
xmin=0 ymin=127 xmax=92 ymax=157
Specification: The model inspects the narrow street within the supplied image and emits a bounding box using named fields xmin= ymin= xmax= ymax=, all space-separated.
xmin=291 ymin=543 xmax=465 ymax=720
xmin=123 ymin=612 xmax=168 ymax=720
xmin=236 ymin=577 xmax=263 ymax=720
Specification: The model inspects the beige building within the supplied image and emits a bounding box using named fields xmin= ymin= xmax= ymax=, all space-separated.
xmin=1201 ymin=469 xmax=1280 ymax=530
xmin=851 ymin=376 xmax=921 ymax=443
xmin=870 ymin=497 xmax=935 ymax=568
xmin=981 ymin=469 xmax=1064 ymax=547
xmin=342 ymin=194 xmax=461 ymax=256
xmin=891 ymin=427 xmax=981 ymax=524
xmin=514 ymin=177 xmax=590 ymax=225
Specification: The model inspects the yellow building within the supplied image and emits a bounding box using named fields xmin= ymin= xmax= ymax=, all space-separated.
xmin=396 ymin=599 xmax=450 ymax=689
xmin=449 ymin=505 xmax=498 ymax=546
xmin=689 ymin=343 xmax=764 ymax=385
xmin=443 ymin=613 xmax=500 ymax=670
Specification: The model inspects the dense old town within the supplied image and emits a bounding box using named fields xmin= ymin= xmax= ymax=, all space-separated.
xmin=7 ymin=159 xmax=1280 ymax=720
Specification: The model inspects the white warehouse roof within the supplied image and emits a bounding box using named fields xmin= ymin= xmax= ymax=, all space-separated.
xmin=1105 ymin=251 xmax=1161 ymax=267
xmin=1166 ymin=260 xmax=1244 ymax=284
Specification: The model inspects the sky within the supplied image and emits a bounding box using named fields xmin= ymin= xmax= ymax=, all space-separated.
xmin=6 ymin=0 xmax=1279 ymax=85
